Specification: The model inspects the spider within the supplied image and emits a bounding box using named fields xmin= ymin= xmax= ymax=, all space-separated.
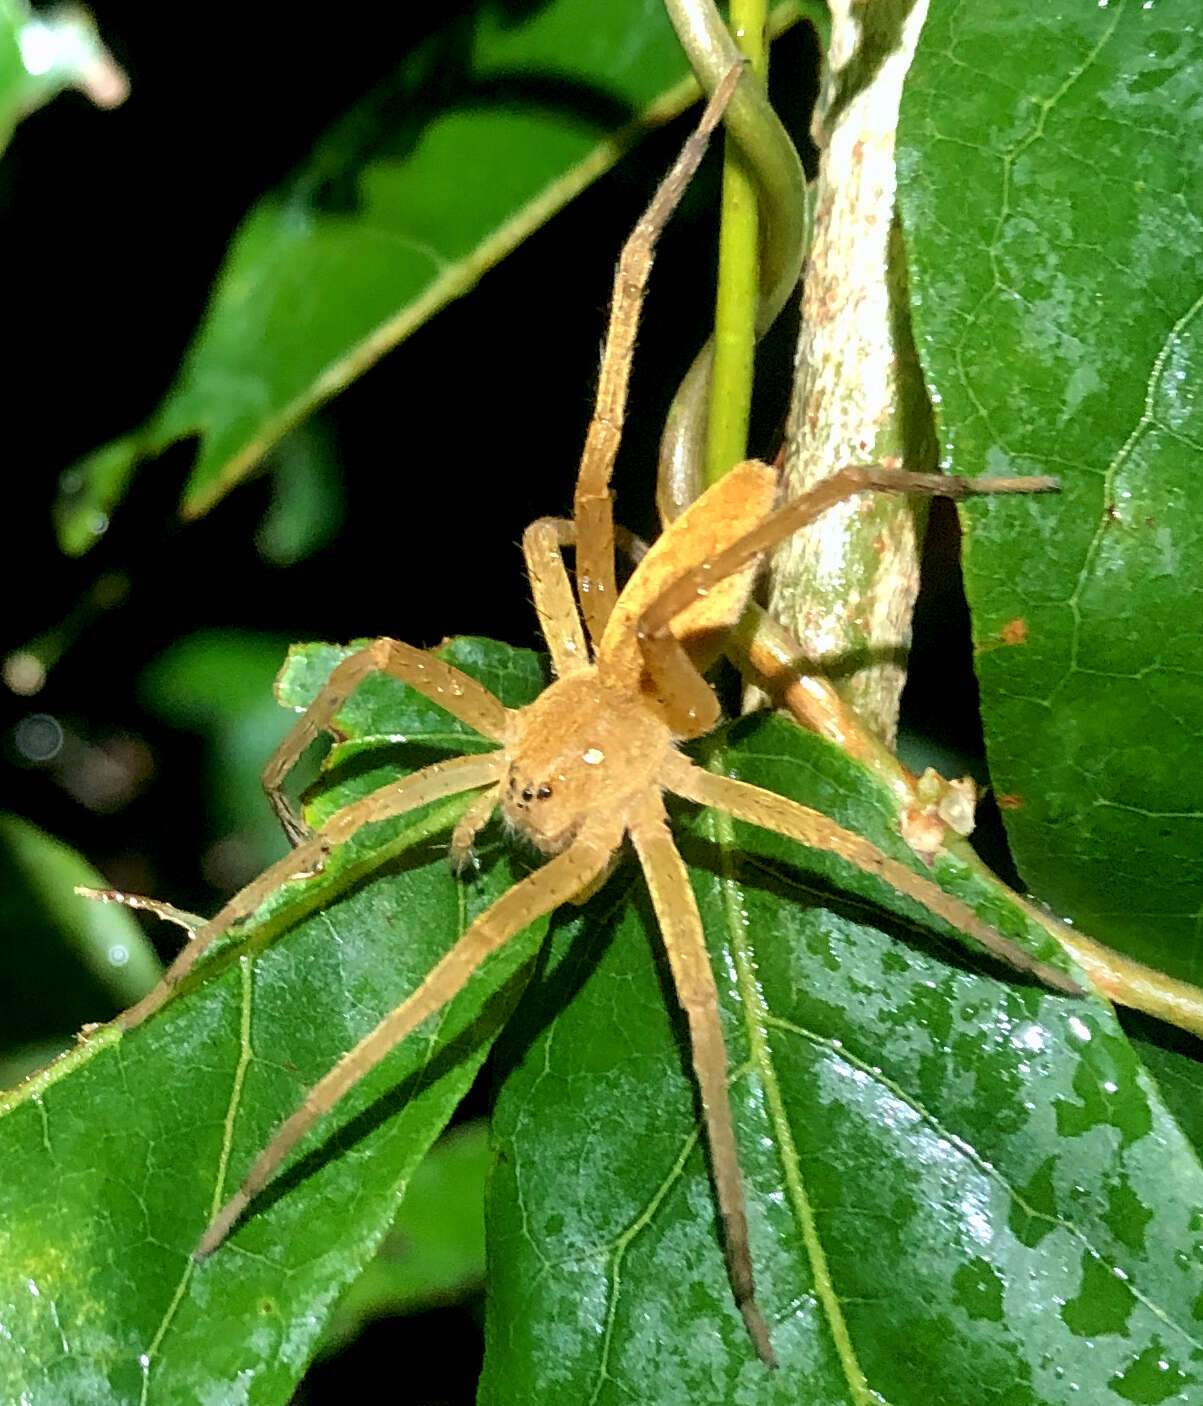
xmin=118 ymin=69 xmax=1075 ymax=1369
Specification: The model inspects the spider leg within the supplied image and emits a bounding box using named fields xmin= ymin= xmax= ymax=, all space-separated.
xmin=195 ymin=814 xmax=622 ymax=1260
xmin=628 ymin=794 xmax=776 ymax=1368
xmin=119 ymin=752 xmax=506 ymax=1031
xmin=573 ymin=63 xmax=744 ymax=647
xmin=523 ymin=519 xmax=590 ymax=675
xmin=449 ymin=784 xmax=502 ymax=874
xmin=522 ymin=516 xmax=655 ymax=675
xmin=596 ymin=459 xmax=779 ymax=737
xmin=263 ymin=638 xmax=511 ymax=846
xmin=662 ymin=752 xmax=1080 ymax=995
xmin=639 ymin=462 xmax=1060 ymax=649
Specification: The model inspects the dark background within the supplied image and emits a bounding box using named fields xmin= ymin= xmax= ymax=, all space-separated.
xmin=1 ymin=8 xmax=987 ymax=1399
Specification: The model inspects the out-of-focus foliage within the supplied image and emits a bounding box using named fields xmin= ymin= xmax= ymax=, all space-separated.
xmin=0 ymin=0 xmax=126 ymax=151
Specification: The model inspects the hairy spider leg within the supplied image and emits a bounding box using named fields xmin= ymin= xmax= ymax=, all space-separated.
xmin=195 ymin=813 xmax=621 ymax=1260
xmin=261 ymin=638 xmax=509 ymax=846
xmin=573 ymin=63 xmax=745 ymax=645
xmin=638 ymin=462 xmax=1061 ymax=673
xmin=628 ymin=789 xmax=777 ymax=1367
xmin=660 ymin=752 xmax=1080 ymax=995
xmin=119 ymin=751 xmax=506 ymax=1031
xmin=522 ymin=519 xmax=591 ymax=676
xmin=523 ymin=516 xmax=660 ymax=672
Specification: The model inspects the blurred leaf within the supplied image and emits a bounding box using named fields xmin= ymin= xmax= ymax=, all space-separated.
xmin=54 ymin=1 xmax=803 ymax=551
xmin=0 ymin=638 xmax=545 ymax=1404
xmin=483 ymin=715 xmax=1203 ymax=1401
xmin=140 ymin=630 xmax=299 ymax=876
xmin=1123 ymin=1013 xmax=1203 ymax=1161
xmin=897 ymin=1 xmax=1203 ymax=983
xmin=141 ymin=630 xmax=294 ymax=725
xmin=0 ymin=0 xmax=126 ymax=150
xmin=0 ymin=0 xmax=22 ymax=147
xmin=0 ymin=812 xmax=160 ymax=1035
xmin=319 ymin=1119 xmax=489 ymax=1356
xmin=255 ymin=417 xmax=345 ymax=567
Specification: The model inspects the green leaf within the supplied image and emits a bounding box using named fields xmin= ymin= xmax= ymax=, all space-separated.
xmin=0 ymin=0 xmax=125 ymax=151
xmin=0 ymin=639 xmax=544 ymax=1404
xmin=896 ymin=2 xmax=1203 ymax=982
xmin=1123 ymin=1012 xmax=1203 ymax=1162
xmin=317 ymin=1119 xmax=489 ymax=1356
xmin=0 ymin=812 xmax=161 ymax=1030
xmin=140 ymin=630 xmax=303 ymax=877
xmin=483 ymin=715 xmax=1203 ymax=1401
xmin=8 ymin=638 xmax=1197 ymax=1399
xmin=254 ymin=417 xmax=346 ymax=568
xmin=53 ymin=0 xmax=740 ymax=552
xmin=0 ymin=0 xmax=24 ymax=149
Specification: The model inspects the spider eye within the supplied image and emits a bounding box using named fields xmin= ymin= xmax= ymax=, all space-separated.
xmin=520 ymin=786 xmax=533 ymax=803
xmin=535 ymin=784 xmax=552 ymax=800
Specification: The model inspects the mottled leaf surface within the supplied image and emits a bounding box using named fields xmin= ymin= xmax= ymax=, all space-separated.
xmin=483 ymin=715 xmax=1203 ymax=1403
xmin=897 ymin=0 xmax=1203 ymax=980
xmin=0 ymin=639 xmax=543 ymax=1404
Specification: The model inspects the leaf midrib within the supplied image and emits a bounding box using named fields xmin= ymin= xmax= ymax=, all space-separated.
xmin=705 ymin=782 xmax=886 ymax=1406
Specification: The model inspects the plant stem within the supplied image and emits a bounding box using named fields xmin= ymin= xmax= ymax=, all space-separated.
xmin=658 ymin=0 xmax=809 ymax=520
xmin=706 ymin=0 xmax=770 ymax=483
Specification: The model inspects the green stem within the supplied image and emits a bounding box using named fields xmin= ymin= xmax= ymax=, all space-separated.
xmin=706 ymin=0 xmax=770 ymax=483
xmin=658 ymin=0 xmax=810 ymax=518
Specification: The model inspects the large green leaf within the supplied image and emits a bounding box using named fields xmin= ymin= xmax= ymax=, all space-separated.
xmin=53 ymin=1 xmax=802 ymax=552
xmin=896 ymin=0 xmax=1203 ymax=982
xmin=6 ymin=635 xmax=1196 ymax=1401
xmin=0 ymin=639 xmax=545 ymax=1404
xmin=483 ymin=715 xmax=1203 ymax=1401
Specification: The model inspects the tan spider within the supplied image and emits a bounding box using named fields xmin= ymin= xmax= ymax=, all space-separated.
xmin=118 ymin=71 xmax=1075 ymax=1368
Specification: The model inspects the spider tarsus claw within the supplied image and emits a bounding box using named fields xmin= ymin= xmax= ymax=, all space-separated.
xmin=449 ymin=846 xmax=479 ymax=878
xmin=741 ymin=1300 xmax=778 ymax=1370
xmin=283 ymin=816 xmax=316 ymax=848
xmin=295 ymin=839 xmax=331 ymax=880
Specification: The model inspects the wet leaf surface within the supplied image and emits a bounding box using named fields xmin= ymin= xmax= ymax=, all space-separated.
xmin=0 ymin=640 xmax=543 ymax=1404
xmin=897 ymin=0 xmax=1203 ymax=982
xmin=3 ymin=638 xmax=1198 ymax=1401
xmin=484 ymin=715 xmax=1203 ymax=1403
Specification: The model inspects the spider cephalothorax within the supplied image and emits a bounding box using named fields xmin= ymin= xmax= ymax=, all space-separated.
xmin=500 ymin=672 xmax=672 ymax=855
xmin=117 ymin=74 xmax=1074 ymax=1369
